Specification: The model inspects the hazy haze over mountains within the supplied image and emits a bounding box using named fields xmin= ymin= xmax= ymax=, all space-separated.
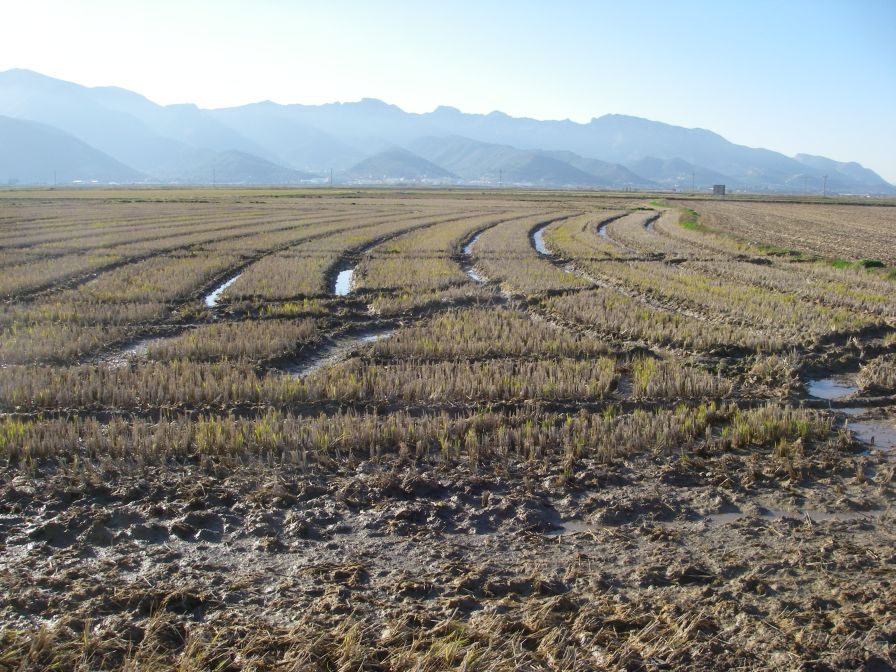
xmin=1 ymin=69 xmax=892 ymax=194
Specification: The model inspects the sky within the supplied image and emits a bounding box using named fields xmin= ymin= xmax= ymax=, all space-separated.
xmin=2 ymin=0 xmax=895 ymax=181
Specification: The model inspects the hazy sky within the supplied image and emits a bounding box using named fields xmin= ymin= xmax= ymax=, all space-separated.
xmin=3 ymin=0 xmax=895 ymax=181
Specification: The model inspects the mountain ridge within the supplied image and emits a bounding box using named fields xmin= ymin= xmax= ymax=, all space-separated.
xmin=1 ymin=68 xmax=892 ymax=193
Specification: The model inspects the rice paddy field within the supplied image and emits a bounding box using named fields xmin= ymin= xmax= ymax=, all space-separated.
xmin=0 ymin=188 xmax=894 ymax=670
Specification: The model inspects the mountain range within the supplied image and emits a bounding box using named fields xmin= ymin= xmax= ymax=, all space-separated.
xmin=1 ymin=68 xmax=892 ymax=194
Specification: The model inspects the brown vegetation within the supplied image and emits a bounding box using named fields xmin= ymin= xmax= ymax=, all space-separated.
xmin=0 ymin=188 xmax=893 ymax=671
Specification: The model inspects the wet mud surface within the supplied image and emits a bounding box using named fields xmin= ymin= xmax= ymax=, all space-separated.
xmin=2 ymin=442 xmax=893 ymax=670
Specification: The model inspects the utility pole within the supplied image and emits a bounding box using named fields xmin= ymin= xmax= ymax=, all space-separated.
xmin=329 ymin=168 xmax=333 ymax=187
xmin=803 ymin=175 xmax=808 ymax=195
xmin=691 ymin=171 xmax=695 ymax=193
xmin=822 ymin=174 xmax=828 ymax=197
xmin=212 ymin=168 xmax=216 ymax=187
xmin=498 ymin=169 xmax=502 ymax=187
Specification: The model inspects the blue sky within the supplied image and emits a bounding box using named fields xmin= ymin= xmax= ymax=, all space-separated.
xmin=3 ymin=0 xmax=895 ymax=181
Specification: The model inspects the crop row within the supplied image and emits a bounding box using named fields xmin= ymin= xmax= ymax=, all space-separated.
xmin=0 ymin=196 xmax=363 ymax=251
xmin=473 ymin=213 xmax=591 ymax=294
xmin=2 ymin=206 xmax=449 ymax=362
xmin=0 ymin=252 xmax=123 ymax=298
xmin=0 ymin=252 xmax=242 ymax=363
xmin=573 ymin=259 xmax=878 ymax=345
xmin=223 ymin=210 xmax=479 ymax=301
xmin=356 ymin=211 xmax=510 ymax=291
xmin=631 ymin=356 xmax=733 ymax=398
xmin=680 ymin=200 xmax=896 ymax=265
xmin=542 ymin=211 xmax=627 ymax=260
xmin=1 ymin=346 xmax=742 ymax=410
xmin=0 ymin=322 xmax=130 ymax=365
xmin=367 ymin=307 xmax=612 ymax=360
xmin=201 ymin=207 xmax=418 ymax=255
xmin=1 ymin=200 xmax=419 ymax=299
xmin=682 ymin=259 xmax=896 ymax=318
xmin=0 ymin=356 xmax=615 ymax=408
xmin=354 ymin=211 xmax=533 ymax=313
xmin=602 ymin=210 xmax=664 ymax=255
xmin=651 ymin=206 xmax=752 ymax=258
xmin=145 ymin=319 xmax=320 ymax=363
xmin=0 ymin=402 xmax=832 ymax=470
xmin=541 ymin=288 xmax=780 ymax=351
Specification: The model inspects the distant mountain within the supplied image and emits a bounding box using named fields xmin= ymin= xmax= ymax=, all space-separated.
xmin=0 ymin=68 xmax=205 ymax=175
xmin=0 ymin=68 xmax=892 ymax=193
xmin=793 ymin=154 xmax=894 ymax=194
xmin=408 ymin=135 xmax=639 ymax=187
xmin=0 ymin=69 xmax=305 ymax=183
xmin=344 ymin=149 xmax=456 ymax=182
xmin=624 ymin=156 xmax=733 ymax=190
xmin=89 ymin=87 xmax=276 ymax=160
xmin=163 ymin=150 xmax=317 ymax=185
xmin=208 ymin=102 xmax=364 ymax=171
xmin=534 ymin=149 xmax=655 ymax=188
xmin=0 ymin=115 xmax=142 ymax=184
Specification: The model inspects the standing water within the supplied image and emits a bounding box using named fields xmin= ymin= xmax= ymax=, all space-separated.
xmin=463 ymin=233 xmax=482 ymax=257
xmin=205 ymin=273 xmax=242 ymax=308
xmin=334 ymin=268 xmax=354 ymax=296
xmin=463 ymin=232 xmax=486 ymax=283
xmin=807 ymin=374 xmax=858 ymax=400
xmin=532 ymin=225 xmax=551 ymax=255
xmin=850 ymin=419 xmax=896 ymax=451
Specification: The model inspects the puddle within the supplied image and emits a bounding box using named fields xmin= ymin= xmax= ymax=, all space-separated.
xmin=463 ymin=232 xmax=482 ymax=257
xmin=205 ymin=273 xmax=242 ymax=308
xmin=532 ymin=225 xmax=551 ymax=255
xmin=807 ymin=374 xmax=858 ymax=400
xmin=545 ymin=519 xmax=593 ymax=536
xmin=597 ymin=222 xmax=611 ymax=240
xmin=334 ymin=268 xmax=354 ymax=296
xmin=704 ymin=512 xmax=744 ymax=526
xmin=285 ymin=329 xmax=395 ymax=378
xmin=462 ymin=232 xmax=487 ymax=283
xmin=849 ymin=419 xmax=896 ymax=450
xmin=839 ymin=407 xmax=866 ymax=416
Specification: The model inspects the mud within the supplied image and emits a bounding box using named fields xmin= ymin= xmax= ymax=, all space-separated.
xmin=1 ymin=442 xmax=892 ymax=669
xmin=283 ymin=328 xmax=396 ymax=377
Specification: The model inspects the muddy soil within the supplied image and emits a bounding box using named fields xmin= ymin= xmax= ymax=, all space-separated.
xmin=1 ymin=441 xmax=893 ymax=670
